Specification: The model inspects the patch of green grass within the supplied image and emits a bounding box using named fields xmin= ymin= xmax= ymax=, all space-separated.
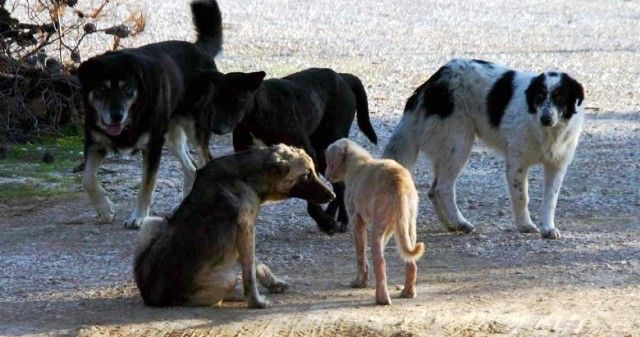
xmin=0 ymin=182 xmax=70 ymax=200
xmin=0 ymin=135 xmax=84 ymax=200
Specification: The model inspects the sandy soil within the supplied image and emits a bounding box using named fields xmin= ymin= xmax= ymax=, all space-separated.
xmin=1 ymin=0 xmax=640 ymax=336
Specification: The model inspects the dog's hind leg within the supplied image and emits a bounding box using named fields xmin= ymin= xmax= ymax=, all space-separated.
xmin=83 ymin=146 xmax=114 ymax=223
xmin=256 ymin=261 xmax=288 ymax=294
xmin=372 ymin=226 xmax=391 ymax=305
xmin=538 ymin=164 xmax=567 ymax=239
xmin=427 ymin=129 xmax=475 ymax=233
xmin=188 ymin=266 xmax=238 ymax=306
xmin=124 ymin=140 xmax=162 ymax=229
xmin=167 ymin=124 xmax=197 ymax=195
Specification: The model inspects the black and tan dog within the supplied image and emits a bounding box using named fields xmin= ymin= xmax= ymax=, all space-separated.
xmin=78 ymin=0 xmax=222 ymax=228
xmin=134 ymin=144 xmax=335 ymax=308
xmin=193 ymin=68 xmax=378 ymax=234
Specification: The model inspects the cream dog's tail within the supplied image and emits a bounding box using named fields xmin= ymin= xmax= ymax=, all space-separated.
xmin=395 ymin=194 xmax=425 ymax=261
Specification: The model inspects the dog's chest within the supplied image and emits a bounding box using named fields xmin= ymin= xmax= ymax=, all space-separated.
xmin=91 ymin=130 xmax=151 ymax=156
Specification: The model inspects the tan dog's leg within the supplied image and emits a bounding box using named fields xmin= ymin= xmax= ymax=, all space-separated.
xmin=237 ymin=221 xmax=269 ymax=308
xmin=256 ymin=261 xmax=288 ymax=294
xmin=350 ymin=214 xmax=369 ymax=288
xmin=401 ymin=261 xmax=417 ymax=298
xmin=372 ymin=227 xmax=391 ymax=305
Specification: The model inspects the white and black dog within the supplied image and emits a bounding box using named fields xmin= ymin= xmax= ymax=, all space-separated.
xmin=384 ymin=59 xmax=584 ymax=239
xmin=77 ymin=0 xmax=222 ymax=228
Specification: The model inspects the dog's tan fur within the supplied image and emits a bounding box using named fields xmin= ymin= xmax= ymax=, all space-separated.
xmin=134 ymin=144 xmax=335 ymax=308
xmin=325 ymin=138 xmax=425 ymax=305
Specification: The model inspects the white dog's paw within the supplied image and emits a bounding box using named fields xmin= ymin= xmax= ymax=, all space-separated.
xmin=124 ymin=213 xmax=147 ymax=230
xmin=267 ymin=279 xmax=289 ymax=294
xmin=540 ymin=227 xmax=561 ymax=240
xmin=95 ymin=198 xmax=115 ymax=223
xmin=249 ymin=295 xmax=270 ymax=309
xmin=448 ymin=221 xmax=475 ymax=234
xmin=517 ymin=222 xmax=540 ymax=234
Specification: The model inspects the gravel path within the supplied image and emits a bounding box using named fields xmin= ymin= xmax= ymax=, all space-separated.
xmin=1 ymin=0 xmax=639 ymax=336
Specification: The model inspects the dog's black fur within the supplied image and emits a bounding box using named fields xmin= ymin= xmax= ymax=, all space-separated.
xmin=193 ymin=68 xmax=378 ymax=235
xmin=77 ymin=0 xmax=223 ymax=228
xmin=134 ymin=145 xmax=335 ymax=308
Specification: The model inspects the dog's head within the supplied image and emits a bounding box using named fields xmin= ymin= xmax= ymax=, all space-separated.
xmin=324 ymin=138 xmax=371 ymax=183
xmin=77 ymin=53 xmax=147 ymax=136
xmin=525 ymin=72 xmax=584 ymax=128
xmin=196 ymin=70 xmax=266 ymax=135
xmin=265 ymin=144 xmax=335 ymax=204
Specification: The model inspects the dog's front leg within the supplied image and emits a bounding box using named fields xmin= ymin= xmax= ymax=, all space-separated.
xmin=539 ymin=164 xmax=567 ymax=239
xmin=83 ymin=146 xmax=114 ymax=223
xmin=124 ymin=141 xmax=162 ymax=229
xmin=350 ymin=213 xmax=369 ymax=288
xmin=505 ymin=156 xmax=538 ymax=233
xmin=237 ymin=221 xmax=269 ymax=308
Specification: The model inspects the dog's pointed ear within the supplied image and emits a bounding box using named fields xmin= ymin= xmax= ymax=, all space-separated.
xmin=242 ymin=71 xmax=266 ymax=90
xmin=196 ymin=69 xmax=223 ymax=85
xmin=77 ymin=57 xmax=102 ymax=86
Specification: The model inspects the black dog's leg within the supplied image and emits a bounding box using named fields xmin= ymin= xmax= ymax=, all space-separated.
xmin=307 ymin=202 xmax=338 ymax=235
xmin=124 ymin=139 xmax=163 ymax=229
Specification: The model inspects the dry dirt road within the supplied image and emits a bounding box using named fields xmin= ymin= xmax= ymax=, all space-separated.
xmin=1 ymin=0 xmax=639 ymax=336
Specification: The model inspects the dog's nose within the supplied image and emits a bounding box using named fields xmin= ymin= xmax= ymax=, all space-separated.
xmin=111 ymin=112 xmax=124 ymax=123
xmin=540 ymin=115 xmax=552 ymax=126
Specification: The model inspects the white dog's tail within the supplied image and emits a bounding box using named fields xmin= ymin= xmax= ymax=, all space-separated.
xmin=395 ymin=194 xmax=425 ymax=262
xmin=382 ymin=106 xmax=421 ymax=171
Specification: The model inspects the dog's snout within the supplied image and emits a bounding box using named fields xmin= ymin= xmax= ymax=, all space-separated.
xmin=540 ymin=115 xmax=553 ymax=126
xmin=111 ymin=112 xmax=124 ymax=123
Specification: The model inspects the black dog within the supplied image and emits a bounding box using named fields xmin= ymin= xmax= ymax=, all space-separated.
xmin=77 ymin=0 xmax=222 ymax=228
xmin=194 ymin=68 xmax=378 ymax=234
xmin=134 ymin=144 xmax=335 ymax=308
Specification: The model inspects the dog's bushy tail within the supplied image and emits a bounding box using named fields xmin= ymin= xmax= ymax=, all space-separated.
xmin=382 ymin=103 xmax=421 ymax=170
xmin=191 ymin=0 xmax=223 ymax=57
xmin=340 ymin=73 xmax=378 ymax=144
xmin=395 ymin=194 xmax=425 ymax=262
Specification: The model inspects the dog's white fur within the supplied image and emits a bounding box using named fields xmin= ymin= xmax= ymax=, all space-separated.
xmin=326 ymin=138 xmax=424 ymax=305
xmin=384 ymin=59 xmax=585 ymax=239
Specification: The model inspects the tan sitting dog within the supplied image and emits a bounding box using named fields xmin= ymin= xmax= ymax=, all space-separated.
xmin=325 ymin=138 xmax=424 ymax=305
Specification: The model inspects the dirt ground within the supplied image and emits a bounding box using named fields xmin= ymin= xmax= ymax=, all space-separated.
xmin=1 ymin=0 xmax=640 ymax=336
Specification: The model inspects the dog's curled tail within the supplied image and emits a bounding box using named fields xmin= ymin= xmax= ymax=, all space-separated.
xmin=340 ymin=73 xmax=378 ymax=144
xmin=191 ymin=0 xmax=223 ymax=57
xmin=395 ymin=194 xmax=425 ymax=262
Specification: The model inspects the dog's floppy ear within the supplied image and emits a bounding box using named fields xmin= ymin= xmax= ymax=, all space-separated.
xmin=242 ymin=71 xmax=266 ymax=90
xmin=266 ymin=150 xmax=291 ymax=178
xmin=562 ymin=73 xmax=584 ymax=107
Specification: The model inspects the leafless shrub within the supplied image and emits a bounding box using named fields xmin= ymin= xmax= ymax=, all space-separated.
xmin=0 ymin=0 xmax=145 ymax=144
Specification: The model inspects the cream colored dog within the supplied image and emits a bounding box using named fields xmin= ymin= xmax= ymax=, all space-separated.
xmin=325 ymin=138 xmax=425 ymax=305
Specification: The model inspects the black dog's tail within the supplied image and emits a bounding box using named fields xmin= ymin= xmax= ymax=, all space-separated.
xmin=191 ymin=0 xmax=223 ymax=57
xmin=340 ymin=73 xmax=378 ymax=144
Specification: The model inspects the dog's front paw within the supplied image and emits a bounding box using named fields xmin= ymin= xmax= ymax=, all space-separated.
xmin=317 ymin=218 xmax=338 ymax=236
xmin=95 ymin=198 xmax=115 ymax=223
xmin=267 ymin=279 xmax=289 ymax=294
xmin=336 ymin=221 xmax=348 ymax=233
xmin=123 ymin=214 xmax=146 ymax=230
xmin=448 ymin=221 xmax=475 ymax=234
xmin=540 ymin=227 xmax=561 ymax=239
xmin=375 ymin=291 xmax=392 ymax=306
xmin=517 ymin=222 xmax=540 ymax=234
xmin=249 ymin=295 xmax=270 ymax=309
